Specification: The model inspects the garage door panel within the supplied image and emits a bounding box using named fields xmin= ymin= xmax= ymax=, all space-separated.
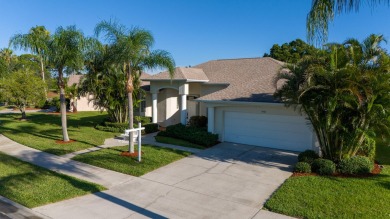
xmin=224 ymin=111 xmax=312 ymax=151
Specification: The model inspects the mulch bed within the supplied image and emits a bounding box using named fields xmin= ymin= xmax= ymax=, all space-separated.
xmin=120 ymin=151 xmax=144 ymax=157
xmin=292 ymin=163 xmax=383 ymax=178
xmin=12 ymin=107 xmax=41 ymax=111
xmin=46 ymin=112 xmax=76 ymax=115
xmin=55 ymin=140 xmax=76 ymax=144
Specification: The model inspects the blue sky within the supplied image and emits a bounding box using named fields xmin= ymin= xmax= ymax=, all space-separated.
xmin=1 ymin=0 xmax=389 ymax=70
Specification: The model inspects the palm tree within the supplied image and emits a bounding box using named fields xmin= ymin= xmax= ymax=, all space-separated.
xmin=307 ymin=0 xmax=390 ymax=46
xmin=0 ymin=48 xmax=17 ymax=76
xmin=95 ymin=20 xmax=175 ymax=153
xmin=274 ymin=34 xmax=390 ymax=161
xmin=10 ymin=26 xmax=50 ymax=82
xmin=47 ymin=26 xmax=86 ymax=142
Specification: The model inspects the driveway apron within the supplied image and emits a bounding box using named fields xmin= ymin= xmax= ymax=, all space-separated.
xmin=34 ymin=142 xmax=297 ymax=219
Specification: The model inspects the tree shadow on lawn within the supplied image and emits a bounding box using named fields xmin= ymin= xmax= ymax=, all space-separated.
xmin=0 ymin=113 xmax=108 ymax=129
xmin=0 ymin=124 xmax=100 ymax=155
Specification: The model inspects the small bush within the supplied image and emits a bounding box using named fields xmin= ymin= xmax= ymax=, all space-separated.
xmin=134 ymin=116 xmax=151 ymax=125
xmin=51 ymin=97 xmax=61 ymax=112
xmin=294 ymin=162 xmax=312 ymax=173
xmin=339 ymin=156 xmax=374 ymax=175
xmin=144 ymin=123 xmax=159 ymax=134
xmin=189 ymin=116 xmax=208 ymax=128
xmin=312 ymin=159 xmax=336 ymax=175
xmin=298 ymin=150 xmax=319 ymax=164
xmin=157 ymin=123 xmax=218 ymax=147
xmin=357 ymin=142 xmax=376 ymax=160
xmin=50 ymin=97 xmax=70 ymax=112
xmin=34 ymin=99 xmax=47 ymax=109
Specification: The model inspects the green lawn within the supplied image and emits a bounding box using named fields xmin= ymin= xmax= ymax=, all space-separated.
xmin=0 ymin=152 xmax=105 ymax=208
xmin=0 ymin=112 xmax=117 ymax=155
xmin=73 ymin=145 xmax=191 ymax=176
xmin=155 ymin=136 xmax=205 ymax=149
xmin=264 ymin=142 xmax=390 ymax=219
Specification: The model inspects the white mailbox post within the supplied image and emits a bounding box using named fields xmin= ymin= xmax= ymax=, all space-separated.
xmin=124 ymin=122 xmax=145 ymax=162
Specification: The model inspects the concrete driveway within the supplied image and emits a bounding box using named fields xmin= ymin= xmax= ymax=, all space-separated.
xmin=34 ymin=142 xmax=297 ymax=219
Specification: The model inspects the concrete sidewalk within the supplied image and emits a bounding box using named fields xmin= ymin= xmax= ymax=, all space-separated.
xmin=0 ymin=134 xmax=134 ymax=188
xmin=61 ymin=133 xmax=201 ymax=159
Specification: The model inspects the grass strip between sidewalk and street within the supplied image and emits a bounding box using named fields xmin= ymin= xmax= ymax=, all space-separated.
xmin=0 ymin=152 xmax=106 ymax=208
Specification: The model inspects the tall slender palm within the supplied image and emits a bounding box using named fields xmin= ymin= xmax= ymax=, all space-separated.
xmin=10 ymin=26 xmax=50 ymax=82
xmin=307 ymin=0 xmax=390 ymax=46
xmin=95 ymin=20 xmax=175 ymax=153
xmin=47 ymin=26 xmax=86 ymax=142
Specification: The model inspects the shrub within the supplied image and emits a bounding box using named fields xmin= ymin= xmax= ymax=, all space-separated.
xmin=144 ymin=123 xmax=159 ymax=134
xmin=51 ymin=97 xmax=61 ymax=112
xmin=95 ymin=122 xmax=128 ymax=133
xmin=50 ymin=97 xmax=70 ymax=112
xmin=34 ymin=99 xmax=47 ymax=109
xmin=312 ymin=159 xmax=336 ymax=175
xmin=134 ymin=116 xmax=151 ymax=125
xmin=157 ymin=123 xmax=218 ymax=147
xmin=357 ymin=141 xmax=376 ymax=160
xmin=298 ymin=150 xmax=319 ymax=164
xmin=339 ymin=156 xmax=374 ymax=175
xmin=189 ymin=116 xmax=208 ymax=128
xmin=294 ymin=162 xmax=312 ymax=173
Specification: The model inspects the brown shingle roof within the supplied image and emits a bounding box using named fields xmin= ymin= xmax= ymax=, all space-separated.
xmin=147 ymin=67 xmax=209 ymax=81
xmin=195 ymin=57 xmax=283 ymax=102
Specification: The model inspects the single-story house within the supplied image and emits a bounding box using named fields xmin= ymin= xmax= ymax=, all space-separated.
xmin=67 ymin=74 xmax=97 ymax=112
xmin=141 ymin=57 xmax=319 ymax=152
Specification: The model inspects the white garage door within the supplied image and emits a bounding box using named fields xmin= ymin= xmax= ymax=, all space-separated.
xmin=224 ymin=111 xmax=312 ymax=151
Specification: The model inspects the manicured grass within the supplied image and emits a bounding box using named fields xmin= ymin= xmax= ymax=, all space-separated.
xmin=0 ymin=112 xmax=117 ymax=155
xmin=155 ymin=136 xmax=205 ymax=149
xmin=0 ymin=152 xmax=105 ymax=208
xmin=73 ymin=145 xmax=191 ymax=176
xmin=264 ymin=143 xmax=390 ymax=219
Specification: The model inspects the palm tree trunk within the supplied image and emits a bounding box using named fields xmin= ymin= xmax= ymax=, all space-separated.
xmin=39 ymin=55 xmax=47 ymax=99
xmin=58 ymin=69 xmax=70 ymax=142
xmin=126 ymin=73 xmax=134 ymax=153
xmin=128 ymin=92 xmax=134 ymax=153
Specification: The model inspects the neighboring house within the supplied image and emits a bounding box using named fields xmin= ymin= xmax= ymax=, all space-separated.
xmin=141 ymin=57 xmax=318 ymax=152
xmin=67 ymin=74 xmax=98 ymax=112
xmin=68 ymin=73 xmax=152 ymax=113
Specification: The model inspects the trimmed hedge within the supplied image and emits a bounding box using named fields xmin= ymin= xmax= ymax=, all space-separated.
xmin=312 ymin=158 xmax=336 ymax=175
xmin=95 ymin=116 xmax=152 ymax=133
xmin=157 ymin=124 xmax=218 ymax=147
xmin=294 ymin=162 xmax=312 ymax=173
xmin=189 ymin=116 xmax=207 ymax=128
xmin=144 ymin=123 xmax=159 ymax=134
xmin=339 ymin=156 xmax=373 ymax=175
xmin=298 ymin=150 xmax=319 ymax=164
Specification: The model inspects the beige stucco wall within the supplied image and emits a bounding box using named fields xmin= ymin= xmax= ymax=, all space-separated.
xmin=70 ymin=94 xmax=99 ymax=112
